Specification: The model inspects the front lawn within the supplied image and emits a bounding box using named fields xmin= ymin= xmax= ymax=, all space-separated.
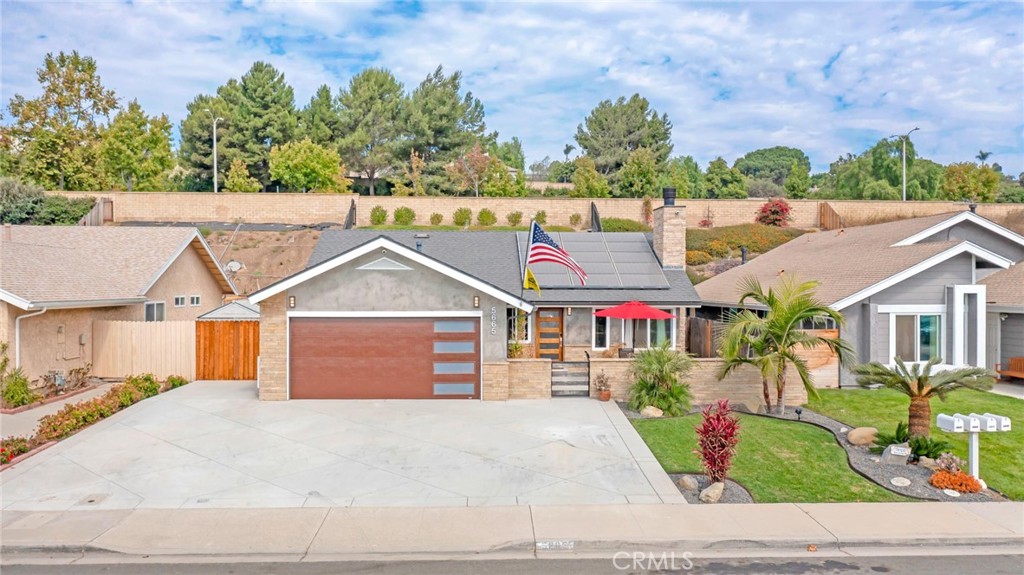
xmin=807 ymin=388 xmax=1024 ymax=500
xmin=633 ymin=413 xmax=907 ymax=503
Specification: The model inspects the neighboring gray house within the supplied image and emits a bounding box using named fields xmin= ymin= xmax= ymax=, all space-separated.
xmin=979 ymin=263 xmax=1024 ymax=374
xmin=695 ymin=211 xmax=1024 ymax=386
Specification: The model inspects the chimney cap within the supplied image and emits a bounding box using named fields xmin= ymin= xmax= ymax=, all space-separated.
xmin=662 ymin=187 xmax=676 ymax=206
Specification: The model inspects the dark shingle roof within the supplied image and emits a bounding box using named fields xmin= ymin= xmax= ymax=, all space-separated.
xmin=308 ymin=230 xmax=699 ymax=306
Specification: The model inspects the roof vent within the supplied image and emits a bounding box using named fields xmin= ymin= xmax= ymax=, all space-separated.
xmin=414 ymin=233 xmax=430 ymax=239
xmin=662 ymin=187 xmax=676 ymax=207
xmin=416 ymin=241 xmax=423 ymax=252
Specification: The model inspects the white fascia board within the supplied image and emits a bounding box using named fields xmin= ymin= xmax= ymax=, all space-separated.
xmin=193 ymin=231 xmax=238 ymax=295
xmin=832 ymin=242 xmax=1012 ymax=311
xmin=988 ymin=304 xmax=1024 ymax=314
xmin=892 ymin=211 xmax=1024 ymax=248
xmin=877 ymin=304 xmax=946 ymax=314
xmin=249 ymin=236 xmax=534 ymax=312
xmin=0 ymin=289 xmax=32 ymax=310
xmin=140 ymin=231 xmax=237 ymax=297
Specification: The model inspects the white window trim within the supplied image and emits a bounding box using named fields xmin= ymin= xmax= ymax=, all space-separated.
xmin=951 ymin=284 xmax=986 ymax=367
xmin=592 ymin=310 xmax=610 ymax=350
xmin=144 ymin=301 xmax=165 ymax=322
xmin=173 ymin=296 xmax=186 ymax=308
xmin=888 ymin=311 xmax=944 ymax=365
xmin=190 ymin=295 xmax=201 ymax=307
xmin=507 ymin=309 xmax=532 ymax=344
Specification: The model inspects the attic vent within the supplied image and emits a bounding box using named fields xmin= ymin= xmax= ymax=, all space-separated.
xmin=414 ymin=233 xmax=430 ymax=239
xmin=357 ymin=257 xmax=412 ymax=271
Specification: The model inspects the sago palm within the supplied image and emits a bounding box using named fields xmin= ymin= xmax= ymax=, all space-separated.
xmin=718 ymin=275 xmax=853 ymax=414
xmin=853 ymin=357 xmax=994 ymax=437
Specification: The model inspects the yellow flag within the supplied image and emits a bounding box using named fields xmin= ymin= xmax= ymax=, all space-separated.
xmin=523 ymin=267 xmax=541 ymax=295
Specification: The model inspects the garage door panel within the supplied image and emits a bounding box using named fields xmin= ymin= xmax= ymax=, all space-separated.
xmin=289 ymin=317 xmax=479 ymax=400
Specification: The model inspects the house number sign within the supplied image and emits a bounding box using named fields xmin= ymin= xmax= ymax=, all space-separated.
xmin=490 ymin=306 xmax=498 ymax=335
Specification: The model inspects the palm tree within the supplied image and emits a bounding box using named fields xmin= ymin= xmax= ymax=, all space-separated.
xmin=852 ymin=357 xmax=994 ymax=437
xmin=718 ymin=276 xmax=853 ymax=414
xmin=976 ymin=150 xmax=992 ymax=165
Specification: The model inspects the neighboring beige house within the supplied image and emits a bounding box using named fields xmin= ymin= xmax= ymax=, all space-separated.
xmin=0 ymin=225 xmax=236 ymax=383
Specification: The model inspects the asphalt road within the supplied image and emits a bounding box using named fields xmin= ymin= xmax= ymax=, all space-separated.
xmin=4 ymin=554 xmax=1023 ymax=575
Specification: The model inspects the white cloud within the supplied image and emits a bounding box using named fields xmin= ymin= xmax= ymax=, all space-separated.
xmin=2 ymin=0 xmax=1021 ymax=175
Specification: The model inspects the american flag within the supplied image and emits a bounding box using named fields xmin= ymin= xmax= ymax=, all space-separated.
xmin=526 ymin=221 xmax=588 ymax=286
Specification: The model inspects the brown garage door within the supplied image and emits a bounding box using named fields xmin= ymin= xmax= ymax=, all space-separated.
xmin=289 ymin=317 xmax=479 ymax=399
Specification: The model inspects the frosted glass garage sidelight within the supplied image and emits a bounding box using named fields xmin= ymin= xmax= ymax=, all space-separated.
xmin=433 ymin=383 xmax=476 ymax=395
xmin=434 ymin=321 xmax=475 ymax=333
xmin=433 ymin=341 xmax=475 ymax=354
xmin=433 ymin=362 xmax=475 ymax=374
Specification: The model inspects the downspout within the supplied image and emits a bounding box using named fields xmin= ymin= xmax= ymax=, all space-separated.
xmin=15 ymin=308 xmax=47 ymax=369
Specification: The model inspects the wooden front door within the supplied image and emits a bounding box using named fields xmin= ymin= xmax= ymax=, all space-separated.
xmin=535 ymin=308 xmax=564 ymax=361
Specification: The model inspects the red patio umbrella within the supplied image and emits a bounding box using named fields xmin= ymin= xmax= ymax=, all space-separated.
xmin=594 ymin=302 xmax=676 ymax=350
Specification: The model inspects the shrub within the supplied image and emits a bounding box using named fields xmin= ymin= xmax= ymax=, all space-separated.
xmin=534 ymin=210 xmax=547 ymax=225
xmin=393 ymin=206 xmax=416 ymax=225
xmin=0 ymin=177 xmax=45 ymax=224
xmin=929 ymin=470 xmax=982 ymax=493
xmin=705 ymin=259 xmax=742 ymax=276
xmin=0 ymin=436 xmax=32 ymax=464
xmin=600 ymin=217 xmax=650 ymax=232
xmin=687 ymin=224 xmax=804 ymax=255
xmin=755 ymin=198 xmax=793 ymax=227
xmin=705 ymin=239 xmax=730 ymax=258
xmin=32 ymin=195 xmax=96 ymax=225
xmin=125 ymin=373 xmax=160 ymax=399
xmin=2 ymin=368 xmax=38 ymax=408
xmin=686 ymin=268 xmax=706 ymax=286
xmin=698 ymin=218 xmax=714 ymax=229
xmin=909 ymin=435 xmax=952 ymax=459
xmin=453 ymin=207 xmax=473 ymax=227
xmin=694 ymin=399 xmax=741 ymax=483
xmin=370 ymin=205 xmax=388 ymax=225
xmin=166 ymin=375 xmax=189 ymax=389
xmin=936 ymin=452 xmax=964 ymax=474
xmin=871 ymin=421 xmax=910 ymax=453
xmin=627 ymin=343 xmax=693 ymax=416
xmin=686 ymin=250 xmax=713 ymax=266
xmin=477 ymin=208 xmax=497 ymax=226
xmin=198 ymin=226 xmax=212 ymax=237
xmin=569 ymin=213 xmax=583 ymax=228
xmin=430 ymin=212 xmax=443 ymax=226
xmin=506 ymin=211 xmax=523 ymax=226
xmin=37 ymin=391 xmax=121 ymax=441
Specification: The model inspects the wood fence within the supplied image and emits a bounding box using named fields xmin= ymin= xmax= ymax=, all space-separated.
xmin=686 ymin=317 xmax=727 ymax=358
xmin=819 ymin=202 xmax=843 ymax=230
xmin=196 ymin=320 xmax=260 ymax=380
xmin=93 ymin=321 xmax=196 ymax=379
xmin=77 ymin=197 xmax=113 ymax=226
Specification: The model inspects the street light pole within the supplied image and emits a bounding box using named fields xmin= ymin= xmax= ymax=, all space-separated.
xmin=899 ymin=127 xmax=919 ymax=201
xmin=205 ymin=110 xmax=224 ymax=193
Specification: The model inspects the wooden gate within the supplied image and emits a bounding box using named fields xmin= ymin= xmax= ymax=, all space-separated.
xmin=93 ymin=321 xmax=196 ymax=379
xmin=819 ymin=202 xmax=843 ymax=230
xmin=196 ymin=320 xmax=259 ymax=380
xmin=686 ymin=317 xmax=727 ymax=358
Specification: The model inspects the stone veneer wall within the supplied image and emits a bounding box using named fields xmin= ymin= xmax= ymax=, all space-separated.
xmin=256 ymin=292 xmax=288 ymax=400
xmin=482 ymin=361 xmax=510 ymax=400
xmin=507 ymin=358 xmax=551 ymax=399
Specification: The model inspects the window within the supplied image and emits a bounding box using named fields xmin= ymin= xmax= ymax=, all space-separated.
xmin=593 ymin=314 xmax=610 ymax=349
xmin=630 ymin=310 xmax=677 ymax=349
xmin=507 ymin=309 xmax=531 ymax=342
xmin=893 ymin=314 xmax=941 ymax=363
xmin=189 ymin=295 xmax=201 ymax=307
xmin=800 ymin=316 xmax=837 ymax=330
xmin=173 ymin=296 xmax=186 ymax=308
xmin=144 ymin=302 xmax=165 ymax=322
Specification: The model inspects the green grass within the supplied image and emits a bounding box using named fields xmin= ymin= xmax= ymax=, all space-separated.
xmin=633 ymin=413 xmax=908 ymax=503
xmin=807 ymin=388 xmax=1024 ymax=500
xmin=361 ymin=224 xmax=575 ymax=232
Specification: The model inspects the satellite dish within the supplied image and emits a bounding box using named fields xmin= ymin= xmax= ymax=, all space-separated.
xmin=226 ymin=260 xmax=244 ymax=273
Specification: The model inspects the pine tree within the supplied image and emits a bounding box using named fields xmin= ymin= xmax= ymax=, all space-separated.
xmin=337 ymin=68 xmax=406 ymax=195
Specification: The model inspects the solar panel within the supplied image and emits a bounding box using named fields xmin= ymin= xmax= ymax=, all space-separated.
xmin=517 ymin=232 xmax=670 ymax=289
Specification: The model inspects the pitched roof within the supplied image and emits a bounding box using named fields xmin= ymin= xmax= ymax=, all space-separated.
xmin=197 ymin=300 xmax=260 ymax=320
xmin=1 ymin=225 xmax=235 ymax=309
xmin=695 ymin=212 xmax=1009 ymax=310
xmin=980 ymin=264 xmax=1024 ymax=308
xmin=303 ymin=230 xmax=699 ymax=305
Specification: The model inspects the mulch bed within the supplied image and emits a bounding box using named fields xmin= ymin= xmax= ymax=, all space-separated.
xmin=669 ymin=473 xmax=755 ymax=504
xmin=0 ymin=383 xmax=99 ymax=414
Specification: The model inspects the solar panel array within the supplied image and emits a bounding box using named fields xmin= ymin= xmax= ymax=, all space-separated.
xmin=516 ymin=232 xmax=670 ymax=289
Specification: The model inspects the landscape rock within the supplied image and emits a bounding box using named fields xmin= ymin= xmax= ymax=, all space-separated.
xmin=699 ymin=482 xmax=725 ymax=503
xmin=880 ymin=442 xmax=912 ymax=466
xmin=890 ymin=477 xmax=911 ymax=487
xmin=918 ymin=456 xmax=938 ymax=471
xmin=846 ymin=427 xmax=878 ymax=446
xmin=677 ymin=475 xmax=699 ymax=491
xmin=640 ymin=406 xmax=664 ymax=418
xmin=943 ymin=489 xmax=961 ymax=498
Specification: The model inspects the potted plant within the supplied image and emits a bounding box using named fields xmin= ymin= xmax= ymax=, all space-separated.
xmin=595 ymin=371 xmax=611 ymax=402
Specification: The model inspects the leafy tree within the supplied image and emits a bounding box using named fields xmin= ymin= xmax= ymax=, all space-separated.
xmin=570 ymin=156 xmax=610 ymax=198
xmin=402 ymin=66 xmax=489 ymax=194
xmin=548 ymin=159 xmax=575 ymax=183
xmin=704 ymin=157 xmax=747 ymax=199
xmin=337 ymin=68 xmax=406 ymax=196
xmin=870 ymin=137 xmax=914 ymax=189
xmin=734 ymin=146 xmax=810 ymax=185
xmin=99 ymin=100 xmax=173 ymax=191
xmin=853 ymin=357 xmax=993 ymax=437
xmin=997 ymin=179 xmax=1024 ymax=203
xmin=660 ymin=156 xmax=704 ymax=198
xmin=225 ymin=62 xmax=299 ymax=189
xmin=719 ymin=276 xmax=853 ymax=414
xmin=4 ymin=51 xmax=118 ymax=189
xmin=528 ymin=156 xmax=552 ymax=181
xmin=269 ymin=138 xmax=350 ymax=193
xmin=445 ymin=141 xmax=491 ymax=196
xmin=300 ymin=85 xmax=340 ymax=148
xmin=390 ymin=149 xmax=427 ymax=196
xmin=940 ymin=162 xmax=1000 ymax=202
xmin=490 ymin=137 xmax=525 ymax=172
xmin=863 ymin=179 xmax=900 ymax=200
xmin=481 ymin=156 xmax=527 ymax=197
xmin=575 ymin=94 xmax=672 ymax=179
xmin=223 ymin=158 xmax=260 ymax=193
xmin=617 ymin=147 xmax=659 ymax=198
xmin=783 ymin=160 xmax=810 ymax=199
xmin=0 ymin=177 xmax=44 ymax=223
xmin=745 ymin=178 xmax=784 ymax=198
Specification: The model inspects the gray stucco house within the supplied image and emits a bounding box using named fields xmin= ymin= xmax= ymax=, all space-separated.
xmin=249 ymin=205 xmax=699 ymax=400
xmin=695 ymin=210 xmax=1024 ymax=387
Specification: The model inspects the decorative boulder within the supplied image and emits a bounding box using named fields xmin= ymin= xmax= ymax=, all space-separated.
xmin=677 ymin=475 xmax=699 ymax=491
xmin=699 ymin=481 xmax=725 ymax=503
xmin=918 ymin=456 xmax=938 ymax=471
xmin=847 ymin=427 xmax=878 ymax=446
xmin=640 ymin=406 xmax=664 ymax=418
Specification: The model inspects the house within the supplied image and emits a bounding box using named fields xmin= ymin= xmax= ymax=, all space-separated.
xmin=695 ymin=210 xmax=1024 ymax=386
xmin=0 ymin=225 xmax=236 ymax=382
xmin=248 ymin=202 xmax=699 ymax=400
xmin=979 ymin=263 xmax=1024 ymax=375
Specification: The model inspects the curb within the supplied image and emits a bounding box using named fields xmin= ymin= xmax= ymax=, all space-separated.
xmin=0 ymin=384 xmax=100 ymax=415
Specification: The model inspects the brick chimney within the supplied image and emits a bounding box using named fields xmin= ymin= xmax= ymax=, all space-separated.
xmin=653 ymin=188 xmax=686 ymax=269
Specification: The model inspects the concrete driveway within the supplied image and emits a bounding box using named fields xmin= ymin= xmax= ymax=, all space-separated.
xmin=0 ymin=381 xmax=681 ymax=510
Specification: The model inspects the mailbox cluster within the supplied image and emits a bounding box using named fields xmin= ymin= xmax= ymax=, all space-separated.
xmin=937 ymin=413 xmax=1012 ymax=433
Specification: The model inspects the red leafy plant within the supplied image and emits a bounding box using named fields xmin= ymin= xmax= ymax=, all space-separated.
xmin=755 ymin=198 xmax=793 ymax=227
xmin=694 ymin=399 xmax=741 ymax=483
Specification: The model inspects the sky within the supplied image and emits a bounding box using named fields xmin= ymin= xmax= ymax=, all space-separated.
xmin=2 ymin=1 xmax=1023 ymax=175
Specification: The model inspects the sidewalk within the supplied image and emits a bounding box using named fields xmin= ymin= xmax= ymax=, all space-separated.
xmin=2 ymin=502 xmax=1021 ymax=563
xmin=1 ymin=383 xmax=114 ymax=438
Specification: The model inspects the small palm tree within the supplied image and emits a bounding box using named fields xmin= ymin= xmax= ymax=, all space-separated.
xmin=853 ymin=357 xmax=994 ymax=437
xmin=719 ymin=276 xmax=853 ymax=414
xmin=628 ymin=342 xmax=693 ymax=416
